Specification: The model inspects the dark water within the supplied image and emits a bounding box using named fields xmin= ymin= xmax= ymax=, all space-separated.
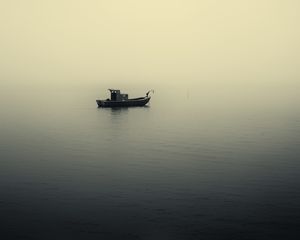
xmin=1 ymin=86 xmax=300 ymax=239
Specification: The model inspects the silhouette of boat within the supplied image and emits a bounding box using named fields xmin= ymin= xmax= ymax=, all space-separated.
xmin=96 ymin=89 xmax=153 ymax=108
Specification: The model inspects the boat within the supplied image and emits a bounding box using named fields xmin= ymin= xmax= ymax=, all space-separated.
xmin=96 ymin=89 xmax=153 ymax=108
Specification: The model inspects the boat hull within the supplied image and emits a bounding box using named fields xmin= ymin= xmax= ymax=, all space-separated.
xmin=96 ymin=97 xmax=150 ymax=108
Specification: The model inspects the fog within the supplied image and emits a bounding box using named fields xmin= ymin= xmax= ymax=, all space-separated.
xmin=1 ymin=2 xmax=300 ymax=239
xmin=0 ymin=0 xmax=299 ymax=89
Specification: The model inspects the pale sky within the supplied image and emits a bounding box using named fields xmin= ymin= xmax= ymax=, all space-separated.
xmin=0 ymin=0 xmax=299 ymax=88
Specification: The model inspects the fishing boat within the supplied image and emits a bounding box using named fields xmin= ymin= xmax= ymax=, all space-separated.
xmin=96 ymin=89 xmax=153 ymax=108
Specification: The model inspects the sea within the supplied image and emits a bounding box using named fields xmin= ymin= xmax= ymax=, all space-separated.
xmin=0 ymin=85 xmax=300 ymax=239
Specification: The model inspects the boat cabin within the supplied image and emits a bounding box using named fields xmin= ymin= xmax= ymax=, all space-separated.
xmin=109 ymin=89 xmax=128 ymax=101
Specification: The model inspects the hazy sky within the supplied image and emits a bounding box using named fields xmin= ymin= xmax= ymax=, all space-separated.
xmin=0 ymin=0 xmax=299 ymax=88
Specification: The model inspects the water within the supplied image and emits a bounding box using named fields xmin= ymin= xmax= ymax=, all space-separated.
xmin=1 ymin=86 xmax=300 ymax=239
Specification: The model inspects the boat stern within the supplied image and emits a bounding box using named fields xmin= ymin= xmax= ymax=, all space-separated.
xmin=96 ymin=100 xmax=106 ymax=107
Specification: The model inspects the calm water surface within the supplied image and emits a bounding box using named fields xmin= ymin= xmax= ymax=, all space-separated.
xmin=1 ymin=86 xmax=300 ymax=239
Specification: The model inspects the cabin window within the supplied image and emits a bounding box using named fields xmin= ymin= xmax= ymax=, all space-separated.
xmin=111 ymin=92 xmax=117 ymax=101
